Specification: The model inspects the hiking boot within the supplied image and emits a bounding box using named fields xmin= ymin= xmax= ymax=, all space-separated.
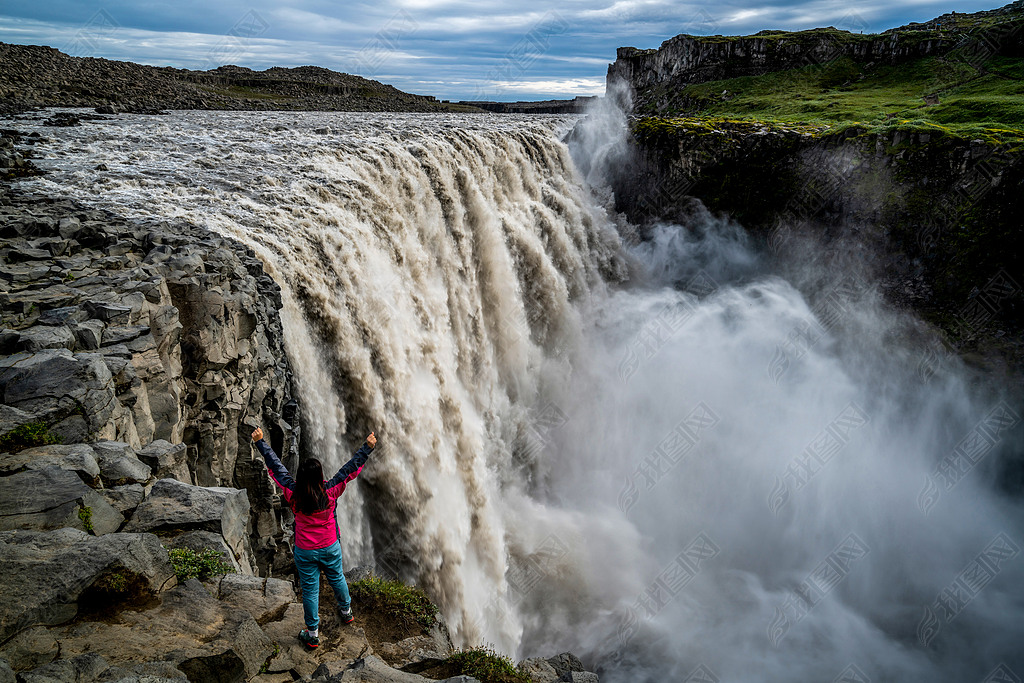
xmin=298 ymin=628 xmax=319 ymax=648
xmin=339 ymin=607 xmax=355 ymax=625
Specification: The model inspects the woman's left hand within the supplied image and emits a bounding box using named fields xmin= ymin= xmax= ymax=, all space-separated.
xmin=251 ymin=427 xmax=264 ymax=442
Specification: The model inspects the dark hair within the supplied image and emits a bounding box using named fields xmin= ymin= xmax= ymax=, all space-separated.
xmin=292 ymin=458 xmax=328 ymax=515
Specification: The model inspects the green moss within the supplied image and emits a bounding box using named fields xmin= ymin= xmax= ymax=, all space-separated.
xmin=0 ymin=422 xmax=61 ymax=453
xmin=440 ymin=647 xmax=531 ymax=683
xmin=349 ymin=576 xmax=438 ymax=632
xmin=167 ymin=547 xmax=235 ymax=583
xmin=78 ymin=505 xmax=94 ymax=534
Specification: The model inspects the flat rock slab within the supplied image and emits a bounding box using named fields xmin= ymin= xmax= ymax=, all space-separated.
xmin=0 ymin=528 xmax=174 ymax=643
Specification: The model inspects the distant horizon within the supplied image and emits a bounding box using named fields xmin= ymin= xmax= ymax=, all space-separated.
xmin=0 ymin=0 xmax=1010 ymax=102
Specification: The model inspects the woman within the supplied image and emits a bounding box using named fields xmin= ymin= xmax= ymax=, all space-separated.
xmin=251 ymin=426 xmax=376 ymax=649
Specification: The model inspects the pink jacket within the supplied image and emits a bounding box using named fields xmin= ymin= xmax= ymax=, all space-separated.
xmin=255 ymin=438 xmax=373 ymax=550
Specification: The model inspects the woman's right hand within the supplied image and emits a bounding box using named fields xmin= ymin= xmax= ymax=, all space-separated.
xmin=251 ymin=427 xmax=264 ymax=442
xmin=366 ymin=432 xmax=376 ymax=448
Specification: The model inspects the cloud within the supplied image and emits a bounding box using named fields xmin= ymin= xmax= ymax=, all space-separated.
xmin=0 ymin=0 xmax=1006 ymax=100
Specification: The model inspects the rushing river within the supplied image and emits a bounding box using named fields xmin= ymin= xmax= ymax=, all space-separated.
xmin=17 ymin=108 xmax=1024 ymax=682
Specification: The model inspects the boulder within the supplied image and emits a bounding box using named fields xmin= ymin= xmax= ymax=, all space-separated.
xmin=518 ymin=657 xmax=560 ymax=683
xmin=92 ymin=440 xmax=152 ymax=485
xmin=333 ymin=655 xmax=445 ymax=683
xmin=0 ymin=444 xmax=100 ymax=486
xmin=0 ymin=658 xmax=12 ymax=683
xmin=379 ymin=635 xmax=447 ymax=670
xmin=0 ymin=528 xmax=174 ymax=643
xmin=0 ymin=466 xmax=122 ymax=535
xmin=69 ymin=320 xmax=104 ymax=350
xmin=50 ymin=579 xmax=273 ymax=682
xmin=136 ymin=440 xmax=189 ymax=482
xmin=125 ymin=478 xmax=251 ymax=572
xmin=96 ymin=484 xmax=145 ymax=516
xmin=0 ymin=349 xmax=120 ymax=443
xmin=11 ymin=326 xmax=76 ymax=352
xmin=546 ymin=653 xmax=584 ymax=679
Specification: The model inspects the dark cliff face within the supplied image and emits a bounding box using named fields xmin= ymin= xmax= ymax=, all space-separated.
xmin=604 ymin=119 xmax=1023 ymax=375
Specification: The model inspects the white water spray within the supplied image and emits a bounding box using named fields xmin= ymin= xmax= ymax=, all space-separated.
xmin=22 ymin=108 xmax=1024 ymax=682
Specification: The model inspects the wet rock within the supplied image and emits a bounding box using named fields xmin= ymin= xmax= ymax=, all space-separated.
xmin=0 ymin=528 xmax=174 ymax=643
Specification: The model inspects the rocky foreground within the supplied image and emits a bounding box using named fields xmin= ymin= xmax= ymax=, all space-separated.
xmin=0 ymin=130 xmax=599 ymax=682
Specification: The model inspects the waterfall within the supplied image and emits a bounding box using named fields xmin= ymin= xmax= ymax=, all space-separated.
xmin=25 ymin=109 xmax=1024 ymax=682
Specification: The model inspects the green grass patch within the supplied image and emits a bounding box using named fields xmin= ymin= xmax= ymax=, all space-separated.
xmin=78 ymin=505 xmax=94 ymax=534
xmin=167 ymin=547 xmax=235 ymax=583
xmin=639 ymin=54 xmax=1024 ymax=144
xmin=439 ymin=646 xmax=531 ymax=683
xmin=350 ymin=575 xmax=438 ymax=632
xmin=0 ymin=422 xmax=61 ymax=453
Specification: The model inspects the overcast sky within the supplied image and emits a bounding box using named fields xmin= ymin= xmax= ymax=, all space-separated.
xmin=0 ymin=0 xmax=1006 ymax=101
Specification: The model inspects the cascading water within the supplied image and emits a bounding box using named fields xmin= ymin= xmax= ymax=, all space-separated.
xmin=20 ymin=108 xmax=1024 ymax=682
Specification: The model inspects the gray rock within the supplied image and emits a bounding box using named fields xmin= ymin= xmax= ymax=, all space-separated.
xmin=0 ymin=404 xmax=33 ymax=435
xmin=97 ymin=484 xmax=145 ymax=516
xmin=84 ymin=300 xmax=132 ymax=324
xmin=559 ymin=674 xmax=599 ymax=683
xmin=0 ymin=443 xmax=100 ymax=486
xmin=518 ymin=657 xmax=560 ymax=683
xmin=136 ymin=440 xmax=189 ymax=482
xmin=18 ymin=652 xmax=109 ymax=683
xmin=212 ymin=573 xmax=295 ymax=624
xmin=51 ymin=579 xmax=272 ymax=682
xmin=102 ymin=325 xmax=150 ymax=347
xmin=547 ymin=653 xmax=584 ymax=678
xmin=11 ymin=326 xmax=76 ymax=352
xmin=344 ymin=564 xmax=374 ymax=582
xmin=35 ymin=307 xmax=81 ymax=326
xmin=0 ymin=466 xmax=122 ymax=535
xmin=0 ymin=350 xmax=119 ymax=443
xmin=0 ymin=626 xmax=57 ymax=672
xmin=94 ymin=660 xmax=188 ymax=681
xmin=0 ymin=658 xmax=13 ymax=683
xmin=337 ymin=655 xmax=445 ymax=683
xmin=125 ymin=478 xmax=251 ymax=572
xmin=0 ymin=528 xmax=175 ymax=643
xmin=69 ymin=320 xmax=104 ymax=350
xmin=92 ymin=440 xmax=152 ymax=485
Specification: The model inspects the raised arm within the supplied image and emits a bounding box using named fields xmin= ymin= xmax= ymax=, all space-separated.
xmin=326 ymin=432 xmax=376 ymax=492
xmin=251 ymin=427 xmax=295 ymax=498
